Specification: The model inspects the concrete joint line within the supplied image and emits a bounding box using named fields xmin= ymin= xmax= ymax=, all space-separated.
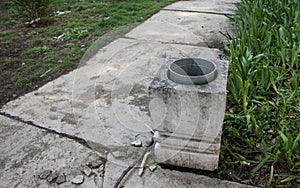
xmin=121 ymin=37 xmax=214 ymax=48
xmin=162 ymin=8 xmax=233 ymax=16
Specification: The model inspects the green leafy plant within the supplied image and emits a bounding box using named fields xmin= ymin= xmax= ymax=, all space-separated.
xmin=221 ymin=0 xmax=300 ymax=186
xmin=62 ymin=28 xmax=89 ymax=41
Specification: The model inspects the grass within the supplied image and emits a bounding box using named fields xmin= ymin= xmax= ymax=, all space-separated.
xmin=220 ymin=0 xmax=300 ymax=186
xmin=0 ymin=0 xmax=177 ymax=106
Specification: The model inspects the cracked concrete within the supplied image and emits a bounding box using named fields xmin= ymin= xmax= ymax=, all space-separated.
xmin=0 ymin=0 xmax=256 ymax=187
xmin=0 ymin=115 xmax=105 ymax=188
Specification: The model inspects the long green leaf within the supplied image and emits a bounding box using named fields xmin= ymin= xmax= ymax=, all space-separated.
xmin=252 ymin=155 xmax=270 ymax=173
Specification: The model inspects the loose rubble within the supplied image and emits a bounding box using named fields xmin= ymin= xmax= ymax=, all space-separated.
xmin=71 ymin=175 xmax=84 ymax=184
xmin=136 ymin=132 xmax=154 ymax=147
xmin=47 ymin=171 xmax=59 ymax=183
xmin=81 ymin=165 xmax=93 ymax=177
xmin=149 ymin=165 xmax=157 ymax=172
xmin=130 ymin=139 xmax=142 ymax=147
xmin=86 ymin=152 xmax=105 ymax=169
xmin=56 ymin=173 xmax=66 ymax=184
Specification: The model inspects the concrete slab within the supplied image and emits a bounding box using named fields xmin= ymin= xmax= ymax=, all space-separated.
xmin=1 ymin=38 xmax=220 ymax=147
xmin=102 ymin=146 xmax=146 ymax=188
xmin=103 ymin=151 xmax=257 ymax=188
xmin=0 ymin=115 xmax=105 ymax=187
xmin=119 ymin=165 xmax=254 ymax=188
xmin=125 ymin=10 xmax=234 ymax=46
xmin=164 ymin=0 xmax=239 ymax=15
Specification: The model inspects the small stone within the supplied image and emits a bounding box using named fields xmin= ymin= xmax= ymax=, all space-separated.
xmin=39 ymin=170 xmax=52 ymax=179
xmin=98 ymin=164 xmax=105 ymax=173
xmin=71 ymin=175 xmax=84 ymax=184
xmin=92 ymin=161 xmax=102 ymax=168
xmin=85 ymin=152 xmax=105 ymax=169
xmin=81 ymin=166 xmax=92 ymax=177
xmin=56 ymin=173 xmax=66 ymax=184
xmin=136 ymin=132 xmax=154 ymax=147
xmin=93 ymin=164 xmax=105 ymax=177
xmin=149 ymin=165 xmax=157 ymax=172
xmin=130 ymin=139 xmax=142 ymax=147
xmin=47 ymin=171 xmax=59 ymax=183
xmin=112 ymin=151 xmax=126 ymax=158
xmin=144 ymin=137 xmax=153 ymax=147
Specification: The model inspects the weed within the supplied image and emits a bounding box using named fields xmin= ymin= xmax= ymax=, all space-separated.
xmin=62 ymin=27 xmax=89 ymax=41
xmin=27 ymin=31 xmax=39 ymax=37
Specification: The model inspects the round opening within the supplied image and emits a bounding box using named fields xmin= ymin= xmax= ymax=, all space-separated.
xmin=168 ymin=58 xmax=217 ymax=85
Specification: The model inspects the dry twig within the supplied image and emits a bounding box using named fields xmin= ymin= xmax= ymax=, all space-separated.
xmin=138 ymin=151 xmax=151 ymax=176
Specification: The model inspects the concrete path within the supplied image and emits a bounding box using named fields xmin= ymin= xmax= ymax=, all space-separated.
xmin=0 ymin=0 xmax=255 ymax=187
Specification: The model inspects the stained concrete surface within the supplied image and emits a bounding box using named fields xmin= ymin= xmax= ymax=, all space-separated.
xmin=0 ymin=0 xmax=255 ymax=187
xmin=1 ymin=39 xmax=220 ymax=147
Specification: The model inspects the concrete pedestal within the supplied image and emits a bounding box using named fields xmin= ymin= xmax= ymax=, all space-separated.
xmin=149 ymin=58 xmax=228 ymax=171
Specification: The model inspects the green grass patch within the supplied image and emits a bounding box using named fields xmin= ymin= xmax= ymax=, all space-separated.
xmin=0 ymin=0 xmax=177 ymax=106
xmin=21 ymin=46 xmax=50 ymax=56
xmin=221 ymin=0 xmax=300 ymax=186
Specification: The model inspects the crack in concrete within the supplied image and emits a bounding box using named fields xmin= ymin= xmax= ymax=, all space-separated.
xmin=0 ymin=111 xmax=110 ymax=155
xmin=0 ymin=111 xmax=110 ymax=187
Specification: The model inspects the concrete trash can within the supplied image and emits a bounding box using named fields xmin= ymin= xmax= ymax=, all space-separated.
xmin=149 ymin=58 xmax=228 ymax=171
